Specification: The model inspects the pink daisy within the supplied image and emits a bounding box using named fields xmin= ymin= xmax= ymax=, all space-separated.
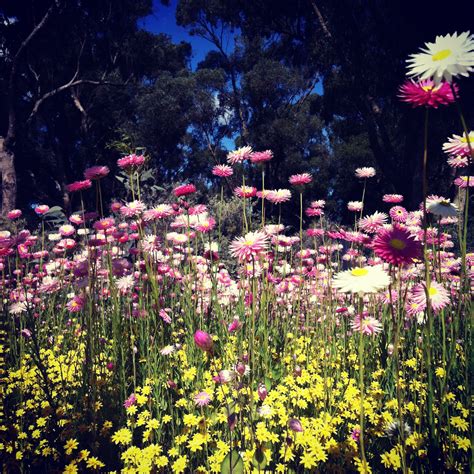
xmin=117 ymin=154 xmax=145 ymax=170
xmin=359 ymin=212 xmax=388 ymax=233
xmin=355 ymin=167 xmax=376 ymax=179
xmin=144 ymin=204 xmax=174 ymax=220
xmin=174 ymin=184 xmax=196 ymax=197
xmin=383 ymin=194 xmax=404 ymax=203
xmin=227 ymin=146 xmax=253 ymax=165
xmin=347 ymin=201 xmax=363 ymax=212
xmin=289 ymin=173 xmax=312 ymax=186
xmin=234 ymin=186 xmax=257 ymax=198
xmin=372 ymin=224 xmax=422 ymax=265
xmin=266 ymin=189 xmax=292 ymax=204
xmin=230 ymin=231 xmax=268 ymax=261
xmin=66 ymin=180 xmax=92 ymax=193
xmin=194 ymin=391 xmax=211 ymax=407
xmin=250 ymin=150 xmax=273 ymax=163
xmin=447 ymin=155 xmax=469 ymax=168
xmin=351 ymin=313 xmax=383 ymax=335
xmin=120 ymin=200 xmax=146 ymax=218
xmin=410 ymin=281 xmax=450 ymax=312
xmin=442 ymin=132 xmax=474 ymax=157
xmin=398 ymin=79 xmax=456 ymax=108
xmin=93 ymin=218 xmax=115 ymax=230
xmin=212 ymin=164 xmax=233 ymax=177
xmin=59 ymin=224 xmax=75 ymax=237
xmin=311 ymin=199 xmax=326 ymax=208
xmin=84 ymin=165 xmax=110 ymax=180
xmin=305 ymin=207 xmax=324 ymax=217
xmin=66 ymin=295 xmax=85 ymax=312
xmin=454 ymin=176 xmax=473 ymax=188
xmin=256 ymin=190 xmax=272 ymax=199
xmin=389 ymin=206 xmax=408 ymax=222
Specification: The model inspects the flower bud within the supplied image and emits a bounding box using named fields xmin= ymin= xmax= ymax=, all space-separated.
xmin=194 ymin=330 xmax=213 ymax=352
xmin=288 ymin=418 xmax=303 ymax=432
xmin=257 ymin=384 xmax=268 ymax=401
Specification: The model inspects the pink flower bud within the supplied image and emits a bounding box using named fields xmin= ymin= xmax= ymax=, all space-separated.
xmin=288 ymin=418 xmax=303 ymax=432
xmin=235 ymin=362 xmax=246 ymax=376
xmin=34 ymin=205 xmax=50 ymax=215
xmin=258 ymin=384 xmax=268 ymax=401
xmin=194 ymin=330 xmax=213 ymax=352
xmin=7 ymin=209 xmax=22 ymax=220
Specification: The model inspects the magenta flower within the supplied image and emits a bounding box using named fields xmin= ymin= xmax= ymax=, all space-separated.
xmin=124 ymin=393 xmax=137 ymax=408
xmin=383 ymin=194 xmax=404 ymax=203
xmin=174 ymin=184 xmax=197 ymax=197
xmin=194 ymin=330 xmax=213 ymax=352
xmin=117 ymin=154 xmax=145 ymax=170
xmin=398 ymin=79 xmax=456 ymax=108
xmin=389 ymin=206 xmax=408 ymax=223
xmin=372 ymin=224 xmax=421 ymax=265
xmin=212 ymin=164 xmax=233 ymax=177
xmin=84 ymin=165 xmax=110 ymax=180
xmin=34 ymin=205 xmax=50 ymax=215
xmin=7 ymin=209 xmax=22 ymax=220
xmin=66 ymin=180 xmax=92 ymax=193
xmin=250 ymin=150 xmax=273 ymax=163
xmin=289 ymin=173 xmax=312 ymax=186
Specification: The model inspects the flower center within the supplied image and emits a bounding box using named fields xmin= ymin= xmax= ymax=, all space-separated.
xmin=432 ymin=49 xmax=452 ymax=61
xmin=428 ymin=286 xmax=438 ymax=297
xmin=351 ymin=268 xmax=368 ymax=277
xmin=389 ymin=238 xmax=407 ymax=250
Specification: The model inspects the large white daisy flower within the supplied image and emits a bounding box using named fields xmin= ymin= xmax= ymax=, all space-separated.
xmin=332 ymin=265 xmax=390 ymax=294
xmin=407 ymin=31 xmax=474 ymax=84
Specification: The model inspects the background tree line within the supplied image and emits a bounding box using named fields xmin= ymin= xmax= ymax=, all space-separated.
xmin=0 ymin=0 xmax=472 ymax=227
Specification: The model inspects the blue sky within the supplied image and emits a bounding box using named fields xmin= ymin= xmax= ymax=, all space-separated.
xmin=138 ymin=0 xmax=213 ymax=70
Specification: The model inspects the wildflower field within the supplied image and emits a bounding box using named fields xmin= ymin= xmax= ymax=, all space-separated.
xmin=0 ymin=32 xmax=473 ymax=474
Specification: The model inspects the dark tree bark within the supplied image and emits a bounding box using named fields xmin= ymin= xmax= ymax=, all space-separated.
xmin=0 ymin=138 xmax=17 ymax=215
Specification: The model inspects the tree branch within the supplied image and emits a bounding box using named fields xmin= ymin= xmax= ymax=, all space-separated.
xmin=27 ymin=79 xmax=123 ymax=123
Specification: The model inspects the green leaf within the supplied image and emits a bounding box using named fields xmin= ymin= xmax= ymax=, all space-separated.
xmin=251 ymin=446 xmax=267 ymax=470
xmin=220 ymin=449 xmax=244 ymax=474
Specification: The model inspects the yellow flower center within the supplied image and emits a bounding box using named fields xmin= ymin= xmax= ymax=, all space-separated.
xmin=432 ymin=49 xmax=452 ymax=61
xmin=351 ymin=268 xmax=368 ymax=277
xmin=428 ymin=286 xmax=438 ymax=297
xmin=244 ymin=239 xmax=254 ymax=246
xmin=389 ymin=238 xmax=406 ymax=250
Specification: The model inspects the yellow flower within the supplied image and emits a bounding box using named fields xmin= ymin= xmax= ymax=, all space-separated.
xmin=63 ymin=462 xmax=78 ymax=474
xmin=111 ymin=428 xmax=133 ymax=445
xmin=172 ymin=455 xmax=187 ymax=473
xmin=435 ymin=367 xmax=445 ymax=378
xmin=451 ymin=416 xmax=469 ymax=432
xmin=86 ymin=457 xmax=105 ymax=469
xmin=64 ymin=438 xmax=79 ymax=455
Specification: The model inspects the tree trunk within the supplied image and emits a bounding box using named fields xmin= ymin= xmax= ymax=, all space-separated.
xmin=0 ymin=137 xmax=17 ymax=216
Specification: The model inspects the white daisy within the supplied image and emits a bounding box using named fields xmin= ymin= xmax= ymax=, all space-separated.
xmin=427 ymin=199 xmax=458 ymax=217
xmin=407 ymin=31 xmax=474 ymax=84
xmin=332 ymin=265 xmax=390 ymax=294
